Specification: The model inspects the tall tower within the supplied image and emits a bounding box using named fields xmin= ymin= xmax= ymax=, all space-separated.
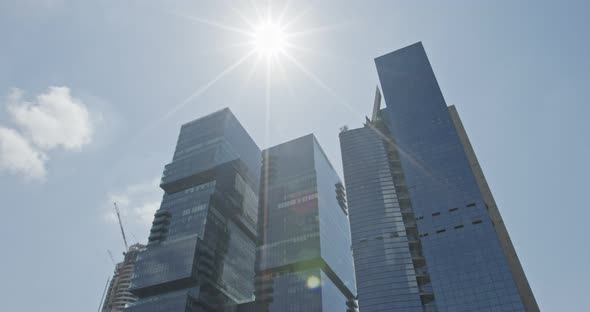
xmin=340 ymin=118 xmax=432 ymax=312
xmin=340 ymin=42 xmax=538 ymax=311
xmin=102 ymin=244 xmax=145 ymax=312
xmin=254 ymin=135 xmax=357 ymax=311
xmin=126 ymin=108 xmax=261 ymax=311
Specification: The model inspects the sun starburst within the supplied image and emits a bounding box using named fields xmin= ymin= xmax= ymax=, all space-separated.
xmin=252 ymin=20 xmax=287 ymax=57
xmin=143 ymin=1 xmax=357 ymax=145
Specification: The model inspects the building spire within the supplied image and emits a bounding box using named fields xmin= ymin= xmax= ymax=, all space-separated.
xmin=371 ymin=85 xmax=382 ymax=121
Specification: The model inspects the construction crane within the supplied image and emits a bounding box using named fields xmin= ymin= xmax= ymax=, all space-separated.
xmin=107 ymin=250 xmax=116 ymax=266
xmin=113 ymin=202 xmax=129 ymax=251
xmin=97 ymin=277 xmax=110 ymax=312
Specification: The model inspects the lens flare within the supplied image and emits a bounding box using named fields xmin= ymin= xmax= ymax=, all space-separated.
xmin=306 ymin=275 xmax=321 ymax=289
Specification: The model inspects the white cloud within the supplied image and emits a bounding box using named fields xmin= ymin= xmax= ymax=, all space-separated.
xmin=103 ymin=177 xmax=162 ymax=242
xmin=0 ymin=127 xmax=47 ymax=180
xmin=7 ymin=87 xmax=92 ymax=151
xmin=0 ymin=86 xmax=94 ymax=181
xmin=134 ymin=201 xmax=162 ymax=224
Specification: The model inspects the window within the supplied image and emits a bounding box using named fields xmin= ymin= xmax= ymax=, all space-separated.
xmin=466 ymin=203 xmax=476 ymax=207
xmin=416 ymin=216 xmax=424 ymax=220
xmin=454 ymin=225 xmax=464 ymax=229
xmin=449 ymin=207 xmax=458 ymax=212
xmin=419 ymin=233 xmax=429 ymax=237
xmin=472 ymin=220 xmax=483 ymax=225
xmin=432 ymin=212 xmax=441 ymax=217
xmin=436 ymin=229 xmax=446 ymax=234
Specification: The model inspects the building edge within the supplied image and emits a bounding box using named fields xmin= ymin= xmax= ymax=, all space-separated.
xmin=448 ymin=105 xmax=540 ymax=312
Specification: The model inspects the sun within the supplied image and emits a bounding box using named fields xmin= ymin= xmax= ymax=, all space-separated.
xmin=152 ymin=3 xmax=350 ymax=149
xmin=253 ymin=21 xmax=287 ymax=57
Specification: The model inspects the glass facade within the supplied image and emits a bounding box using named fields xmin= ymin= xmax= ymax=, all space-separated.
xmin=340 ymin=42 xmax=538 ymax=312
xmin=340 ymin=125 xmax=431 ymax=312
xmin=127 ymin=108 xmax=261 ymax=312
xmin=254 ymin=135 xmax=357 ymax=311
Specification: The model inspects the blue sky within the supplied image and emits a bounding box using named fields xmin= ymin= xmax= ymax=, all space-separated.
xmin=0 ymin=1 xmax=588 ymax=311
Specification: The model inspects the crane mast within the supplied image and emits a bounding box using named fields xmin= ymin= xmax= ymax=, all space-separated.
xmin=113 ymin=202 xmax=129 ymax=251
xmin=97 ymin=277 xmax=110 ymax=312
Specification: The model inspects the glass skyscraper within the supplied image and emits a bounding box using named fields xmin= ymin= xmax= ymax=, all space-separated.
xmin=254 ymin=134 xmax=358 ymax=312
xmin=126 ymin=108 xmax=261 ymax=312
xmin=340 ymin=42 xmax=538 ymax=312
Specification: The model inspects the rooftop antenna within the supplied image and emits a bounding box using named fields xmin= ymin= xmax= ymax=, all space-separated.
xmin=113 ymin=202 xmax=129 ymax=251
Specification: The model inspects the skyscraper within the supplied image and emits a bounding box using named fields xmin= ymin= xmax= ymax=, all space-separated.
xmin=102 ymin=244 xmax=145 ymax=312
xmin=126 ymin=108 xmax=261 ymax=312
xmin=340 ymin=42 xmax=538 ymax=312
xmin=254 ymin=134 xmax=357 ymax=311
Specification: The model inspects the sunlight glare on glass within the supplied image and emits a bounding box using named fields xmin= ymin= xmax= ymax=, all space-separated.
xmin=253 ymin=20 xmax=287 ymax=57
